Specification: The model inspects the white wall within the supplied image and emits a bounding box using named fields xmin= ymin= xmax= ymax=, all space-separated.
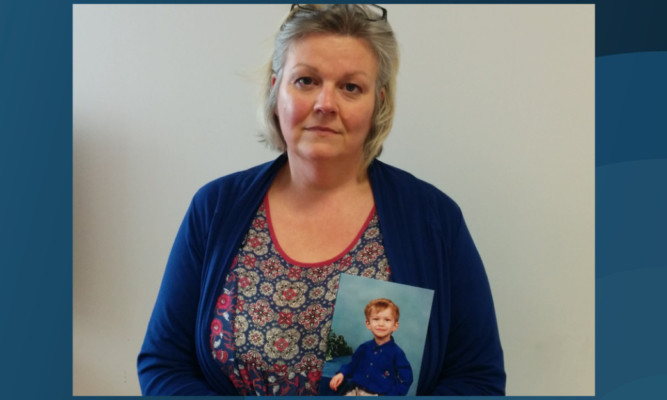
xmin=73 ymin=4 xmax=594 ymax=396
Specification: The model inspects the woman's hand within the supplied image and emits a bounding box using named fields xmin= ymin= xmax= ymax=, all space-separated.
xmin=329 ymin=372 xmax=345 ymax=391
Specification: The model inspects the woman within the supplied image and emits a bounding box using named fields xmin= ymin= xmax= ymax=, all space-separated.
xmin=138 ymin=4 xmax=505 ymax=396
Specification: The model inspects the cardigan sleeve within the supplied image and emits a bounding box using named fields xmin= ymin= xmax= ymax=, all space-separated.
xmin=137 ymin=191 xmax=219 ymax=395
xmin=432 ymin=209 xmax=506 ymax=395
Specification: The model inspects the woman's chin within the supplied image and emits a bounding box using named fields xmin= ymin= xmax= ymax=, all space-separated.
xmin=290 ymin=144 xmax=353 ymax=163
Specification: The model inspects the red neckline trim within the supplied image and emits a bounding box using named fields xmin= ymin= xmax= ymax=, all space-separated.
xmin=264 ymin=195 xmax=376 ymax=268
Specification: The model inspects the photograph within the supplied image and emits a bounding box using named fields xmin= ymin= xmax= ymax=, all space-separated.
xmin=320 ymin=274 xmax=433 ymax=396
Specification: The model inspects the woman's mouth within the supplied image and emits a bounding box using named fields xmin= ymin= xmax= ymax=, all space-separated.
xmin=305 ymin=126 xmax=339 ymax=134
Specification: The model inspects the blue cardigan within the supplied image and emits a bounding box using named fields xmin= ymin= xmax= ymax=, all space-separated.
xmin=137 ymin=154 xmax=505 ymax=395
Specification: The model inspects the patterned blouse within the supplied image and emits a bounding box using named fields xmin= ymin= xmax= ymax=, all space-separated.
xmin=209 ymin=196 xmax=391 ymax=395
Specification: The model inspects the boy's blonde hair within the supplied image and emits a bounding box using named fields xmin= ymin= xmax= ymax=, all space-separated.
xmin=364 ymin=298 xmax=400 ymax=321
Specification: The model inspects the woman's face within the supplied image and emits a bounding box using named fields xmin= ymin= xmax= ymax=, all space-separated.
xmin=273 ymin=33 xmax=380 ymax=167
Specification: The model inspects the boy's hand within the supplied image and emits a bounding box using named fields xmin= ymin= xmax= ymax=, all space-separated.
xmin=329 ymin=373 xmax=344 ymax=391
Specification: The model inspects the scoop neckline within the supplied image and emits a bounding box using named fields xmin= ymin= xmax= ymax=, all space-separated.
xmin=263 ymin=194 xmax=376 ymax=268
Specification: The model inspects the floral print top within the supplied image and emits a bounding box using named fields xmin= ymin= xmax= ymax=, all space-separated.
xmin=209 ymin=196 xmax=391 ymax=395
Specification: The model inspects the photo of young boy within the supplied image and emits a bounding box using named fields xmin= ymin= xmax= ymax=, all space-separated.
xmin=319 ymin=274 xmax=433 ymax=396
xmin=329 ymin=298 xmax=413 ymax=396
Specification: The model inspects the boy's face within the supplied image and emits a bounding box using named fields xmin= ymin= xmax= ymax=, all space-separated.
xmin=365 ymin=308 xmax=399 ymax=342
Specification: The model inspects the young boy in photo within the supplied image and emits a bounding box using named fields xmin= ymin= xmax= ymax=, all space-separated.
xmin=329 ymin=298 xmax=413 ymax=396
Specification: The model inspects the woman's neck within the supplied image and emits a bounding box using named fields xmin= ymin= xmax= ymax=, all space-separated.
xmin=279 ymin=154 xmax=369 ymax=197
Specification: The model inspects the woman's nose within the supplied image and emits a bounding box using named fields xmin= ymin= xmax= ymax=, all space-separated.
xmin=313 ymin=85 xmax=337 ymax=114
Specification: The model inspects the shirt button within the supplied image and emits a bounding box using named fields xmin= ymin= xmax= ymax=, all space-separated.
xmin=370 ymin=362 xmax=373 ymax=366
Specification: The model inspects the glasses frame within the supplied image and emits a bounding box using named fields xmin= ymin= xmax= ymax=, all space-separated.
xmin=290 ymin=3 xmax=388 ymax=22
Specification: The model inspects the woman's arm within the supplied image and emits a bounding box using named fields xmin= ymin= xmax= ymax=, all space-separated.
xmin=432 ymin=213 xmax=505 ymax=395
xmin=137 ymin=195 xmax=219 ymax=395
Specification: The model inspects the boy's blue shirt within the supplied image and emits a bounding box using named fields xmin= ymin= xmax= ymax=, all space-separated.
xmin=339 ymin=336 xmax=413 ymax=396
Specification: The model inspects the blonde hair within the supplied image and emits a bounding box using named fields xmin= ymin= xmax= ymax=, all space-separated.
xmin=261 ymin=4 xmax=399 ymax=170
xmin=364 ymin=298 xmax=400 ymax=321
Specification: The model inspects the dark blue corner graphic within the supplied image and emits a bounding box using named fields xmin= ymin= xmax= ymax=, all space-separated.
xmin=596 ymin=0 xmax=667 ymax=56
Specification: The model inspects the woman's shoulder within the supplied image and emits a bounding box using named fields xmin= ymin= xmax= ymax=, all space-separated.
xmin=185 ymin=155 xmax=286 ymax=216
xmin=369 ymin=159 xmax=462 ymax=215
xmin=194 ymin=156 xmax=285 ymax=201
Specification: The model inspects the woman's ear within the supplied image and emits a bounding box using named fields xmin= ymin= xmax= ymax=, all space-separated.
xmin=271 ymin=75 xmax=278 ymax=116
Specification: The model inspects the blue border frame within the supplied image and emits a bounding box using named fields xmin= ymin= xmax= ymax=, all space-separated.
xmin=2 ymin=0 xmax=666 ymax=398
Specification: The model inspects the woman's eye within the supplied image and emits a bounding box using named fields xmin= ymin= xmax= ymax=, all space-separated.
xmin=343 ymin=83 xmax=361 ymax=93
xmin=295 ymin=77 xmax=314 ymax=86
